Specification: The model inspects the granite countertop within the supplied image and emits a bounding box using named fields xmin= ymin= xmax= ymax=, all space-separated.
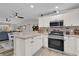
xmin=64 ymin=35 xmax=79 ymax=38
xmin=14 ymin=32 xmax=41 ymax=39
xmin=42 ymin=32 xmax=48 ymax=35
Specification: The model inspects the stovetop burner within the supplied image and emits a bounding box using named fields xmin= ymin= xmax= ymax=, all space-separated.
xmin=48 ymin=31 xmax=64 ymax=36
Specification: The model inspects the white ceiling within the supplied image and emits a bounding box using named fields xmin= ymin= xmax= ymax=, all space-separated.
xmin=0 ymin=3 xmax=79 ymax=21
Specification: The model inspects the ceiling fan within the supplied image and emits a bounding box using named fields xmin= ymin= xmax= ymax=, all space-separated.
xmin=10 ymin=10 xmax=24 ymax=19
xmin=13 ymin=12 xmax=24 ymax=19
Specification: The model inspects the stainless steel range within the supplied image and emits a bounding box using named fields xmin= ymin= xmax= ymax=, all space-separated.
xmin=48 ymin=31 xmax=64 ymax=51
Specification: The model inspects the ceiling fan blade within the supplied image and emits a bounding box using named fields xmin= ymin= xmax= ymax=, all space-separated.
xmin=10 ymin=9 xmax=24 ymax=19
xmin=17 ymin=16 xmax=24 ymax=19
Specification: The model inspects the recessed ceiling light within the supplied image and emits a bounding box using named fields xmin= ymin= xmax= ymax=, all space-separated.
xmin=55 ymin=6 xmax=58 ymax=9
xmin=30 ymin=5 xmax=34 ymax=8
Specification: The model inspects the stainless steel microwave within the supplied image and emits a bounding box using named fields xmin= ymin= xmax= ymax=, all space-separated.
xmin=50 ymin=20 xmax=63 ymax=27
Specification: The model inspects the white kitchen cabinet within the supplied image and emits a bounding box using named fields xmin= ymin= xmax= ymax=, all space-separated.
xmin=14 ymin=35 xmax=42 ymax=56
xmin=63 ymin=10 xmax=79 ymax=26
xmin=51 ymin=14 xmax=64 ymax=22
xmin=38 ymin=16 xmax=52 ymax=27
xmin=25 ymin=38 xmax=32 ymax=56
xmin=64 ymin=36 xmax=76 ymax=55
xmin=14 ymin=37 xmax=26 ymax=56
xmin=39 ymin=9 xmax=79 ymax=27
xmin=42 ymin=35 xmax=48 ymax=48
xmin=38 ymin=15 xmax=64 ymax=27
xmin=63 ymin=12 xmax=75 ymax=26
xmin=31 ymin=36 xmax=42 ymax=55
xmin=76 ymin=37 xmax=79 ymax=56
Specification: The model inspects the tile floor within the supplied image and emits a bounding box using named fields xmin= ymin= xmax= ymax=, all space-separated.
xmin=0 ymin=47 xmax=66 ymax=56
xmin=34 ymin=47 xmax=66 ymax=56
xmin=0 ymin=49 xmax=13 ymax=56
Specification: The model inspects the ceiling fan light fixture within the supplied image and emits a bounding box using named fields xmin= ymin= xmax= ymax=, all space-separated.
xmin=56 ymin=10 xmax=59 ymax=14
xmin=15 ymin=16 xmax=18 ymax=18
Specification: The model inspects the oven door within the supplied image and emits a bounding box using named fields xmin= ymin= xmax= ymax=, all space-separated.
xmin=48 ymin=38 xmax=64 ymax=51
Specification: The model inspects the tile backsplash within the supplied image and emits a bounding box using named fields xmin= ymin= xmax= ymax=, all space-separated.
xmin=38 ymin=27 xmax=49 ymax=33
xmin=39 ymin=26 xmax=79 ymax=35
xmin=65 ymin=26 xmax=79 ymax=35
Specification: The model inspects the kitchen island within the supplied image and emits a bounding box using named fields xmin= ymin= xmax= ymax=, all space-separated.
xmin=14 ymin=32 xmax=43 ymax=56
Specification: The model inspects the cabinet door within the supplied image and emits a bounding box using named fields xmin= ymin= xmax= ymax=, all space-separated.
xmin=64 ymin=11 xmax=79 ymax=26
xmin=25 ymin=38 xmax=32 ymax=56
xmin=39 ymin=16 xmax=51 ymax=27
xmin=51 ymin=14 xmax=64 ymax=22
xmin=32 ymin=37 xmax=38 ymax=55
xmin=63 ymin=13 xmax=72 ymax=26
xmin=76 ymin=37 xmax=79 ymax=56
xmin=36 ymin=36 xmax=42 ymax=49
xmin=38 ymin=17 xmax=44 ymax=27
xmin=43 ymin=35 xmax=48 ymax=48
xmin=14 ymin=38 xmax=25 ymax=56
xmin=43 ymin=16 xmax=51 ymax=27
xmin=32 ymin=36 xmax=42 ymax=55
xmin=64 ymin=36 xmax=76 ymax=55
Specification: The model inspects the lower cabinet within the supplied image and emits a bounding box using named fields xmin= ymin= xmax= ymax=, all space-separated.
xmin=42 ymin=35 xmax=48 ymax=48
xmin=25 ymin=38 xmax=32 ymax=56
xmin=64 ymin=36 xmax=77 ymax=55
xmin=14 ymin=38 xmax=26 ymax=56
xmin=14 ymin=35 xmax=42 ymax=56
xmin=76 ymin=37 xmax=79 ymax=56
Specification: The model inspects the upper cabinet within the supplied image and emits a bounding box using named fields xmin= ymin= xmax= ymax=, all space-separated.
xmin=38 ymin=8 xmax=79 ymax=27
xmin=63 ymin=11 xmax=79 ymax=26
xmin=51 ymin=14 xmax=64 ymax=21
xmin=38 ymin=14 xmax=64 ymax=27
xmin=38 ymin=16 xmax=52 ymax=27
